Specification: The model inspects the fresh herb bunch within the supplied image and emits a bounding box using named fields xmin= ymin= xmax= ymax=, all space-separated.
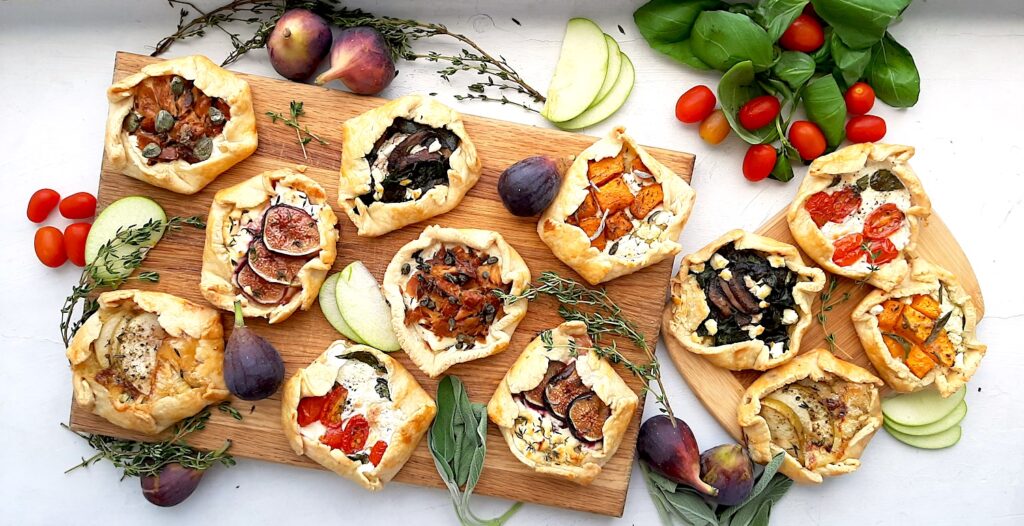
xmin=154 ymin=0 xmax=544 ymax=111
xmin=266 ymin=100 xmax=328 ymax=159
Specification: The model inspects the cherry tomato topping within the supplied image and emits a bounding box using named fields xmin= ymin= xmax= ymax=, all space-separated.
xmin=829 ymin=187 xmax=862 ymax=222
xmin=779 ymin=14 xmax=825 ymax=53
xmin=832 ymin=233 xmax=866 ymax=267
xmin=319 ymin=385 xmax=349 ymax=428
xmin=805 ymin=191 xmax=835 ymax=227
xmin=320 ymin=425 xmax=346 ymax=450
xmin=340 ymin=415 xmax=370 ymax=454
xmin=297 ymin=395 xmax=327 ymax=427
xmin=27 ymin=189 xmax=60 ymax=223
xmin=863 ymin=203 xmax=905 ymax=239
xmin=699 ymin=109 xmax=731 ymax=145
xmin=64 ymin=223 xmax=91 ymax=267
xmin=35 ymin=226 xmax=67 ymax=268
xmin=738 ymin=95 xmax=781 ymax=130
xmin=742 ymin=144 xmax=777 ymax=182
xmin=846 ymin=115 xmax=887 ymax=143
xmin=789 ymin=121 xmax=827 ymax=160
xmin=59 ymin=192 xmax=97 ymax=220
xmin=844 ymin=82 xmax=876 ymax=115
xmin=865 ymin=238 xmax=898 ymax=265
xmin=675 ymin=85 xmax=717 ymax=124
xmin=369 ymin=440 xmax=388 ymax=466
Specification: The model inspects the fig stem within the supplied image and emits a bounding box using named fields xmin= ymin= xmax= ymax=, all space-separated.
xmin=232 ymin=300 xmax=245 ymax=328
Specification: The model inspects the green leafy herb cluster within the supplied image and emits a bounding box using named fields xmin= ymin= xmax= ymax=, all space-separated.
xmin=266 ymin=100 xmax=328 ymax=160
xmin=634 ymin=0 xmax=920 ymax=181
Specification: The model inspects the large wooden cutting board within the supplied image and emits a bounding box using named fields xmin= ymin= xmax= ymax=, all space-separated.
xmin=69 ymin=52 xmax=695 ymax=517
xmin=664 ymin=209 xmax=984 ymax=440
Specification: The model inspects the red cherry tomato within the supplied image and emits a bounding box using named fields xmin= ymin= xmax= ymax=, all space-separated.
xmin=805 ymin=191 xmax=835 ymax=227
xmin=863 ymin=203 xmax=905 ymax=239
xmin=339 ymin=415 xmax=370 ymax=454
xmin=738 ymin=95 xmax=781 ymax=130
xmin=369 ymin=440 xmax=388 ymax=466
xmin=320 ymin=425 xmax=346 ymax=450
xmin=319 ymin=385 xmax=349 ymax=428
xmin=27 ymin=189 xmax=60 ymax=223
xmin=297 ymin=395 xmax=327 ymax=427
xmin=846 ymin=115 xmax=887 ymax=143
xmin=63 ymin=223 xmax=92 ymax=267
xmin=832 ymin=233 xmax=866 ymax=267
xmin=742 ymin=145 xmax=778 ymax=182
xmin=844 ymin=82 xmax=876 ymax=115
xmin=829 ymin=187 xmax=862 ymax=223
xmin=865 ymin=238 xmax=898 ymax=265
xmin=789 ymin=121 xmax=827 ymax=160
xmin=779 ymin=14 xmax=825 ymax=53
xmin=699 ymin=109 xmax=731 ymax=145
xmin=675 ymin=85 xmax=717 ymax=124
xmin=35 ymin=226 xmax=67 ymax=268
xmin=59 ymin=192 xmax=97 ymax=220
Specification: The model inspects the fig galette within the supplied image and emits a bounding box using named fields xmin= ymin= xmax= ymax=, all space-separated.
xmin=338 ymin=94 xmax=481 ymax=237
xmin=67 ymin=289 xmax=228 ymax=434
xmin=200 ymin=167 xmax=338 ymax=324
xmin=104 ymin=55 xmax=258 ymax=194
xmin=487 ymin=321 xmax=638 ymax=485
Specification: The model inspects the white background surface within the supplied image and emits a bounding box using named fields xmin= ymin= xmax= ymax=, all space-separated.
xmin=2 ymin=1 xmax=1022 ymax=524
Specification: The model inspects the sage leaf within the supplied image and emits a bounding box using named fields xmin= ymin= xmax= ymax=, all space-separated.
xmin=867 ymin=32 xmax=920 ymax=107
xmin=773 ymin=51 xmax=815 ymax=90
xmin=719 ymin=453 xmax=786 ymax=522
xmin=830 ymin=31 xmax=872 ymax=86
xmin=664 ymin=487 xmax=719 ymax=525
xmin=803 ymin=74 xmax=847 ymax=148
xmin=810 ymin=0 xmax=911 ymax=50
xmin=691 ymin=11 xmax=775 ymax=72
xmin=633 ymin=0 xmax=725 ymax=69
xmin=717 ymin=61 xmax=779 ymax=144
xmin=755 ymin=0 xmax=809 ymax=42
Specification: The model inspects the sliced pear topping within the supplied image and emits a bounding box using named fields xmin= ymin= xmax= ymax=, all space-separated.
xmin=115 ymin=312 xmax=165 ymax=395
xmin=760 ymin=400 xmax=803 ymax=463
xmin=94 ymin=309 xmax=130 ymax=369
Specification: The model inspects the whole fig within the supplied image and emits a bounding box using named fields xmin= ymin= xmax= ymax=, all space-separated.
xmin=141 ymin=463 xmax=203 ymax=507
xmin=315 ymin=27 xmax=396 ymax=95
xmin=224 ymin=301 xmax=285 ymax=400
xmin=637 ymin=415 xmax=718 ymax=497
xmin=497 ymin=155 xmax=569 ymax=217
xmin=267 ymin=9 xmax=333 ymax=81
xmin=700 ymin=444 xmax=755 ymax=506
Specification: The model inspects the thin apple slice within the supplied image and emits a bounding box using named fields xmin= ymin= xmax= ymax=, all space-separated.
xmin=593 ymin=34 xmax=622 ymax=104
xmin=882 ymin=385 xmax=966 ymax=426
xmin=336 ymin=262 xmax=401 ymax=352
xmin=94 ymin=309 xmax=129 ymax=369
xmin=319 ymin=273 xmax=363 ymax=343
xmin=541 ymin=18 xmax=608 ymax=123
xmin=885 ymin=423 xmax=962 ymax=449
xmin=555 ymin=53 xmax=635 ymax=131
xmin=85 ymin=196 xmax=167 ymax=281
xmin=761 ymin=398 xmax=804 ymax=463
xmin=885 ymin=400 xmax=967 ymax=436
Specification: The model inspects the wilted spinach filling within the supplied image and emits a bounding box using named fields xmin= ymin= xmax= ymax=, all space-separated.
xmin=359 ymin=118 xmax=460 ymax=206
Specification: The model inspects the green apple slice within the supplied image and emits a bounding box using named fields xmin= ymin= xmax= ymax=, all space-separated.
xmin=593 ymin=34 xmax=622 ymax=104
xmin=541 ymin=18 xmax=608 ymax=123
xmin=885 ymin=423 xmax=962 ymax=449
xmin=555 ymin=53 xmax=635 ymax=131
xmin=319 ymin=273 xmax=363 ymax=343
xmin=885 ymin=400 xmax=967 ymax=436
xmin=85 ymin=196 xmax=167 ymax=281
xmin=336 ymin=262 xmax=401 ymax=352
xmin=882 ymin=385 xmax=966 ymax=426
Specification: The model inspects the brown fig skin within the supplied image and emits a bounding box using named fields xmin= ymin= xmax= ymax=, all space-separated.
xmin=267 ymin=9 xmax=332 ymax=81
xmin=700 ymin=444 xmax=755 ymax=506
xmin=637 ymin=415 xmax=719 ymax=497
xmin=315 ymin=27 xmax=396 ymax=95
xmin=141 ymin=463 xmax=204 ymax=507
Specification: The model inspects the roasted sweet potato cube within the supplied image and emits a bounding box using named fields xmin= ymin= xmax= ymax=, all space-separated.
xmin=910 ymin=294 xmax=941 ymax=319
xmin=876 ymin=300 xmax=904 ymax=331
xmin=573 ymin=190 xmax=600 ymax=219
xmin=588 ymin=152 xmax=625 ymax=186
xmin=591 ymin=232 xmax=607 ymax=250
xmin=906 ymin=346 xmax=936 ymax=378
xmin=882 ymin=335 xmax=907 ymax=359
xmin=578 ymin=216 xmax=607 ymax=250
xmin=631 ymin=156 xmax=650 ymax=174
xmin=605 ymin=212 xmax=634 ymax=241
xmin=630 ymin=183 xmax=663 ymax=219
xmin=595 ymin=177 xmax=635 ymax=213
xmin=926 ymin=330 xmax=956 ymax=367
xmin=896 ymin=306 xmax=934 ymax=344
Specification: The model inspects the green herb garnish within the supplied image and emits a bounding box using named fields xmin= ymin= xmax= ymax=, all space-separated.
xmin=266 ymin=100 xmax=328 ymax=160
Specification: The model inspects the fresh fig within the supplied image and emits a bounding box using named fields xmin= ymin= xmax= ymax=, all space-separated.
xmin=700 ymin=444 xmax=755 ymax=506
xmin=224 ymin=301 xmax=285 ymax=400
xmin=140 ymin=463 xmax=203 ymax=507
xmin=267 ymin=9 xmax=333 ymax=81
xmin=315 ymin=27 xmax=396 ymax=95
xmin=637 ymin=415 xmax=718 ymax=497
xmin=497 ymin=155 xmax=569 ymax=217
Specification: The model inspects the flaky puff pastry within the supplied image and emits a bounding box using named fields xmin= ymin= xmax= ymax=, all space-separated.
xmin=663 ymin=230 xmax=825 ymax=371
xmin=281 ymin=341 xmax=436 ymax=491
xmin=738 ymin=349 xmax=883 ymax=484
xmin=104 ymin=55 xmax=258 ymax=194
xmin=487 ymin=321 xmax=638 ymax=485
xmin=852 ymin=258 xmax=986 ymax=397
xmin=67 ymin=289 xmax=228 ymax=434
xmin=382 ymin=225 xmax=530 ymax=377
xmin=339 ymin=94 xmax=481 ymax=237
xmin=538 ymin=126 xmax=695 ymax=285
xmin=200 ymin=167 xmax=338 ymax=324
xmin=787 ymin=143 xmax=931 ymax=291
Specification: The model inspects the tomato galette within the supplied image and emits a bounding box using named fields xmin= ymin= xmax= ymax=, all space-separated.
xmin=281 ymin=342 xmax=436 ymax=491
xmin=852 ymin=258 xmax=986 ymax=397
xmin=104 ymin=55 xmax=258 ymax=194
xmin=487 ymin=321 xmax=638 ymax=485
xmin=787 ymin=143 xmax=931 ymax=291
xmin=67 ymin=289 xmax=228 ymax=434
xmin=201 ymin=167 xmax=338 ymax=324
xmin=538 ymin=126 xmax=695 ymax=285
xmin=664 ymin=230 xmax=825 ymax=371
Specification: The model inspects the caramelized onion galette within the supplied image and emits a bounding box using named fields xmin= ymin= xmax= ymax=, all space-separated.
xmin=201 ymin=168 xmax=338 ymax=323
xmin=538 ymin=126 xmax=695 ymax=284
xmin=67 ymin=290 xmax=228 ymax=434
xmin=382 ymin=226 xmax=530 ymax=377
xmin=487 ymin=321 xmax=638 ymax=485
xmin=281 ymin=342 xmax=435 ymax=491
xmin=104 ymin=55 xmax=258 ymax=194
xmin=738 ymin=349 xmax=883 ymax=484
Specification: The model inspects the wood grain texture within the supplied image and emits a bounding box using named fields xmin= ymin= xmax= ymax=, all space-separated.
xmin=664 ymin=208 xmax=984 ymax=441
xmin=68 ymin=52 xmax=696 ymax=517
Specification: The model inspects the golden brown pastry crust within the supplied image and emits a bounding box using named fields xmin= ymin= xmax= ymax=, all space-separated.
xmin=787 ymin=143 xmax=931 ymax=291
xmin=280 ymin=342 xmax=436 ymax=491
xmin=104 ymin=55 xmax=258 ymax=194
xmin=486 ymin=321 xmax=639 ymax=485
xmin=664 ymin=229 xmax=826 ymax=370
xmin=67 ymin=289 xmax=228 ymax=434
xmin=200 ymin=167 xmax=338 ymax=324
xmin=537 ymin=126 xmax=696 ymax=285
xmin=852 ymin=258 xmax=986 ymax=397
xmin=382 ymin=225 xmax=530 ymax=377
xmin=339 ymin=94 xmax=481 ymax=237
xmin=737 ymin=349 xmax=883 ymax=484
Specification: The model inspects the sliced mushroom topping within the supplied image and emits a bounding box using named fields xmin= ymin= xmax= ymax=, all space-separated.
xmin=706 ymin=279 xmax=733 ymax=318
xmin=721 ymin=274 xmax=761 ymax=315
xmin=567 ymin=393 xmax=610 ymax=442
xmin=523 ymin=361 xmax=565 ymax=409
xmin=360 ymin=118 xmax=460 ymax=205
xmin=247 ymin=239 xmax=307 ymax=285
xmin=544 ymin=363 xmax=591 ymax=420
xmin=262 ymin=204 xmax=320 ymax=256
xmin=236 ymin=264 xmax=289 ymax=305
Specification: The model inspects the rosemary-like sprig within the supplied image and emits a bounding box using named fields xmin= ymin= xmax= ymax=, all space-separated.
xmin=266 ymin=100 xmax=328 ymax=160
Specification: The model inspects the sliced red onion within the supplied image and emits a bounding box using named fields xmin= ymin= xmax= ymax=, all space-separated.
xmin=634 ymin=170 xmax=655 ymax=180
xmin=589 ymin=209 xmax=609 ymax=241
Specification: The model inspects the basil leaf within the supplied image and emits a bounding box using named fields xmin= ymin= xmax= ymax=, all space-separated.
xmin=868 ymin=32 xmax=920 ymax=107
xmin=803 ymin=75 xmax=847 ymax=148
xmin=830 ymin=31 xmax=872 ymax=86
xmin=769 ymin=145 xmax=797 ymax=182
xmin=375 ymin=377 xmax=391 ymax=400
xmin=691 ymin=11 xmax=775 ymax=72
xmin=341 ymin=350 xmax=386 ymax=373
xmin=773 ymin=51 xmax=815 ymax=90
xmin=717 ymin=61 xmax=779 ymax=144
xmin=755 ymin=0 xmax=809 ymax=42
xmin=810 ymin=0 xmax=911 ymax=50
xmin=870 ymin=169 xmax=904 ymax=191
xmin=809 ymin=27 xmax=834 ymax=66
xmin=633 ymin=0 xmax=725 ymax=69
xmin=729 ymin=2 xmax=758 ymax=16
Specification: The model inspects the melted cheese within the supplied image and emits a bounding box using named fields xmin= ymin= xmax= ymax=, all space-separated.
xmin=512 ymin=403 xmax=587 ymax=467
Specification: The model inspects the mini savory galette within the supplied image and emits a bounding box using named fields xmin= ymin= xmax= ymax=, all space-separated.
xmin=339 ymin=94 xmax=481 ymax=237
xmin=538 ymin=126 xmax=696 ymax=285
xmin=382 ymin=225 xmax=530 ymax=377
xmin=487 ymin=321 xmax=638 ymax=485
xmin=664 ymin=230 xmax=825 ymax=371
xmin=852 ymin=258 xmax=986 ymax=397
xmin=738 ymin=349 xmax=883 ymax=484
xmin=67 ymin=289 xmax=228 ymax=434
xmin=201 ymin=167 xmax=338 ymax=324
xmin=787 ymin=143 xmax=931 ymax=291
xmin=281 ymin=341 xmax=436 ymax=491
xmin=104 ymin=55 xmax=258 ymax=194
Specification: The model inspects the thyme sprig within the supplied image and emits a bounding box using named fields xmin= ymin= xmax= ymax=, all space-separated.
xmin=816 ymin=243 xmax=881 ymax=353
xmin=266 ymin=100 xmax=328 ymax=160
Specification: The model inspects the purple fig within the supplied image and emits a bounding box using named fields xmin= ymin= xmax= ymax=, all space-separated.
xmin=141 ymin=463 xmax=203 ymax=507
xmin=315 ymin=27 xmax=396 ymax=95
xmin=637 ymin=415 xmax=718 ymax=497
xmin=267 ymin=9 xmax=333 ymax=81
xmin=224 ymin=301 xmax=285 ymax=401
xmin=497 ymin=155 xmax=569 ymax=217
xmin=700 ymin=444 xmax=755 ymax=506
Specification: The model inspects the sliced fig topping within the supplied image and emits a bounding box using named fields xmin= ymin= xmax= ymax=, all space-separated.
xmin=567 ymin=393 xmax=610 ymax=442
xmin=523 ymin=361 xmax=565 ymax=409
xmin=236 ymin=263 xmax=288 ymax=305
xmin=262 ymin=204 xmax=321 ymax=256
xmin=544 ymin=363 xmax=591 ymax=420
xmin=247 ymin=239 xmax=308 ymax=285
